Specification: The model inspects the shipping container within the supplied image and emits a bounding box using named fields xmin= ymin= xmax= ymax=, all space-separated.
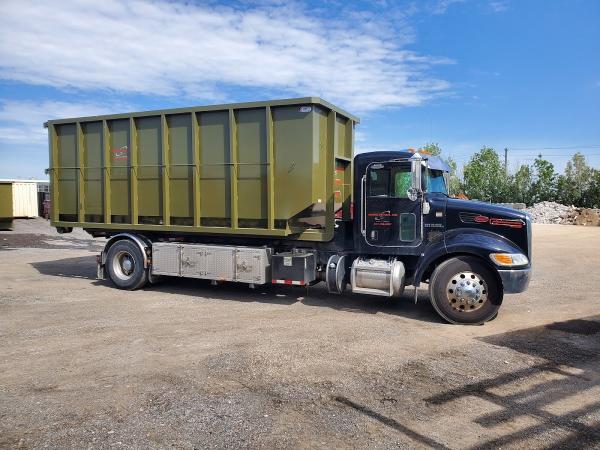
xmin=47 ymin=98 xmax=358 ymax=242
xmin=12 ymin=182 xmax=39 ymax=217
xmin=0 ymin=181 xmax=39 ymax=224
xmin=0 ymin=182 xmax=13 ymax=230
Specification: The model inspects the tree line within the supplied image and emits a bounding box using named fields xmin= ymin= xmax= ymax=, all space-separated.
xmin=423 ymin=144 xmax=600 ymax=208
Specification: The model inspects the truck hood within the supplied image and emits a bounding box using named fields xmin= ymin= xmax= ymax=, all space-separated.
xmin=446 ymin=198 xmax=527 ymax=220
xmin=444 ymin=197 xmax=530 ymax=258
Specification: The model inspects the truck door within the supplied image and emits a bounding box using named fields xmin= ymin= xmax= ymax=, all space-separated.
xmin=362 ymin=159 xmax=423 ymax=247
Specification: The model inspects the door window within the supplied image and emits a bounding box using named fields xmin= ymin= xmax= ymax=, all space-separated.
xmin=368 ymin=164 xmax=412 ymax=198
xmin=368 ymin=169 xmax=390 ymax=197
xmin=394 ymin=171 xmax=412 ymax=198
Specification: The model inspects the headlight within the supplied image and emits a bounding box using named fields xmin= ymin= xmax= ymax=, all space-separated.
xmin=490 ymin=253 xmax=529 ymax=267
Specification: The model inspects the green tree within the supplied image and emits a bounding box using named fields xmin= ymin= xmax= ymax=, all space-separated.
xmin=531 ymin=155 xmax=557 ymax=203
xmin=583 ymin=169 xmax=600 ymax=208
xmin=462 ymin=147 xmax=507 ymax=202
xmin=508 ymin=164 xmax=533 ymax=205
xmin=445 ymin=156 xmax=463 ymax=196
xmin=556 ymin=174 xmax=573 ymax=205
xmin=558 ymin=152 xmax=593 ymax=206
xmin=422 ymin=142 xmax=442 ymax=156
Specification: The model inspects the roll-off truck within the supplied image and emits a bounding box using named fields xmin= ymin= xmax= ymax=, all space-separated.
xmin=46 ymin=98 xmax=531 ymax=324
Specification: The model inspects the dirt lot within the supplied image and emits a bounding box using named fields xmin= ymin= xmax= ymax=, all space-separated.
xmin=1 ymin=219 xmax=599 ymax=449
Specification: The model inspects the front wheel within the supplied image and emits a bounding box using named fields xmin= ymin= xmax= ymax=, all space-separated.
xmin=106 ymin=239 xmax=148 ymax=290
xmin=429 ymin=256 xmax=502 ymax=324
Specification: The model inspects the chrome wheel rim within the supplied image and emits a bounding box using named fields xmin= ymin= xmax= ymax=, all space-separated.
xmin=446 ymin=271 xmax=488 ymax=313
xmin=112 ymin=250 xmax=135 ymax=281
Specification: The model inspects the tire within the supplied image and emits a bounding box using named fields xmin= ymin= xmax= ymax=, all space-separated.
xmin=106 ymin=239 xmax=148 ymax=290
xmin=429 ymin=256 xmax=502 ymax=324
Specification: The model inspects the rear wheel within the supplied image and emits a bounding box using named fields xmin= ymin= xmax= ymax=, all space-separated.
xmin=429 ymin=256 xmax=502 ymax=324
xmin=106 ymin=239 xmax=148 ymax=290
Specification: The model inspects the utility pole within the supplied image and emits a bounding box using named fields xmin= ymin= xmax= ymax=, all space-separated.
xmin=504 ymin=148 xmax=508 ymax=176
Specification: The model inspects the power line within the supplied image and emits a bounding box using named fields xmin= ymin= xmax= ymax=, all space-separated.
xmin=508 ymin=144 xmax=600 ymax=151
xmin=451 ymin=149 xmax=600 ymax=157
xmin=447 ymin=153 xmax=600 ymax=166
xmin=515 ymin=156 xmax=600 ymax=162
xmin=449 ymin=152 xmax=600 ymax=161
xmin=506 ymin=149 xmax=600 ymax=153
xmin=517 ymin=153 xmax=600 ymax=159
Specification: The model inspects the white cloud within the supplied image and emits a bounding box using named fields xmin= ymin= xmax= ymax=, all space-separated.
xmin=0 ymin=0 xmax=451 ymax=112
xmin=429 ymin=0 xmax=466 ymax=15
xmin=354 ymin=130 xmax=367 ymax=143
xmin=0 ymin=100 xmax=116 ymax=145
xmin=489 ymin=1 xmax=509 ymax=13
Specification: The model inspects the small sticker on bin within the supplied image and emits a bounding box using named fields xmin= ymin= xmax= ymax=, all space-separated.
xmin=112 ymin=146 xmax=128 ymax=161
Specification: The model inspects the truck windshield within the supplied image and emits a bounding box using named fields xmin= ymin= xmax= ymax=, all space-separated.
xmin=424 ymin=169 xmax=448 ymax=195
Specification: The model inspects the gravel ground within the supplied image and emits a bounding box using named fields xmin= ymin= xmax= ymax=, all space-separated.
xmin=1 ymin=219 xmax=599 ymax=449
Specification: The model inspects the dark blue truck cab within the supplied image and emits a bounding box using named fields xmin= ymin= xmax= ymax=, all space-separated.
xmin=349 ymin=150 xmax=532 ymax=324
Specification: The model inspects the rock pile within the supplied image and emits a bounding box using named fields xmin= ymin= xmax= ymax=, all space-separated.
xmin=525 ymin=201 xmax=576 ymax=224
xmin=525 ymin=201 xmax=600 ymax=225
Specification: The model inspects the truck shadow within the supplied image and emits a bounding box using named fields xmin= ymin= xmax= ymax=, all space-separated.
xmin=154 ymin=277 xmax=443 ymax=323
xmin=424 ymin=315 xmax=600 ymax=448
xmin=30 ymin=255 xmax=444 ymax=323
xmin=31 ymin=256 xmax=100 ymax=280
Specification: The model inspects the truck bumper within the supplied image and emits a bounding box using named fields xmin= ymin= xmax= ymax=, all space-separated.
xmin=498 ymin=267 xmax=531 ymax=293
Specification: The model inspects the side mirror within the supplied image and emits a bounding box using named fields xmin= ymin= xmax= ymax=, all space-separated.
xmin=407 ymin=187 xmax=421 ymax=201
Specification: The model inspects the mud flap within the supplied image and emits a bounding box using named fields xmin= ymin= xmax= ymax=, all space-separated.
xmin=96 ymin=252 xmax=106 ymax=280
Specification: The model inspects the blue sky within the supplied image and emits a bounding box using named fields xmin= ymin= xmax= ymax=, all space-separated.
xmin=0 ymin=0 xmax=599 ymax=178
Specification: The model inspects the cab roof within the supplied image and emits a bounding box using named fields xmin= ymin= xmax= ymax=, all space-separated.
xmin=355 ymin=150 xmax=451 ymax=172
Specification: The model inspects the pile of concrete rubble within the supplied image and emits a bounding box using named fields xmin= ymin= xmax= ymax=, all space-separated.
xmin=524 ymin=201 xmax=600 ymax=226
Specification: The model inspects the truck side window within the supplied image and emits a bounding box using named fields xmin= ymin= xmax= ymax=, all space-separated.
xmin=369 ymin=169 xmax=390 ymax=197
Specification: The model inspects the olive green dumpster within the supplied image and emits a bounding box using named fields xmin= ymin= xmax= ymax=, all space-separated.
xmin=0 ymin=182 xmax=14 ymax=230
xmin=47 ymin=98 xmax=358 ymax=242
